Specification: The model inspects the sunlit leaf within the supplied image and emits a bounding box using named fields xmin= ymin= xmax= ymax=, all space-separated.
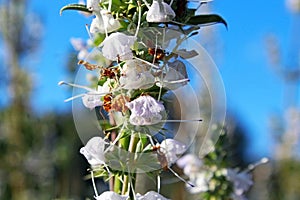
xmin=187 ymin=14 xmax=228 ymax=29
xmin=60 ymin=4 xmax=92 ymax=16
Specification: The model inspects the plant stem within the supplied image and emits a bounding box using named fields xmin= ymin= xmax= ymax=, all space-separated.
xmin=121 ymin=132 xmax=140 ymax=197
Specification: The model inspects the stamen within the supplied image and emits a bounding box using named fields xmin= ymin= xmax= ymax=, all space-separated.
xmin=58 ymin=81 xmax=95 ymax=92
xmin=85 ymin=24 xmax=93 ymax=40
xmin=133 ymin=56 xmax=160 ymax=69
xmin=157 ymin=174 xmax=161 ymax=193
xmin=162 ymin=78 xmax=190 ymax=84
xmin=147 ymin=135 xmax=156 ymax=146
xmin=91 ymin=170 xmax=99 ymax=197
xmin=101 ymin=12 xmax=109 ymax=38
xmin=64 ymin=93 xmax=86 ymax=102
xmin=168 ymin=167 xmax=194 ymax=187
xmin=169 ymin=0 xmax=174 ymax=6
xmin=161 ymin=119 xmax=202 ymax=123
xmin=108 ymin=0 xmax=112 ymax=12
xmin=135 ymin=1 xmax=142 ymax=37
xmin=246 ymin=157 xmax=269 ymax=172
xmin=142 ymin=0 xmax=150 ymax=9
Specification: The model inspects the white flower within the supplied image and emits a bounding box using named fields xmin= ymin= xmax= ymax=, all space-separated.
xmin=90 ymin=10 xmax=121 ymax=34
xmin=101 ymin=32 xmax=136 ymax=61
xmin=159 ymin=139 xmax=187 ymax=165
xmin=226 ymin=169 xmax=253 ymax=196
xmin=81 ymin=92 xmax=103 ymax=109
xmin=58 ymin=80 xmax=110 ymax=110
xmin=146 ymin=0 xmax=176 ymax=23
xmin=119 ymin=60 xmax=155 ymax=90
xmin=80 ymin=137 xmax=107 ymax=166
xmin=136 ymin=191 xmax=170 ymax=200
xmin=176 ymin=154 xmax=202 ymax=176
xmin=95 ymin=191 xmax=128 ymax=200
xmin=187 ymin=171 xmax=209 ymax=194
xmin=126 ymin=96 xmax=165 ymax=126
xmin=87 ymin=0 xmax=101 ymax=11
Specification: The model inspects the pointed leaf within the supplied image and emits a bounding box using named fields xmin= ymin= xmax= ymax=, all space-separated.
xmin=187 ymin=14 xmax=228 ymax=29
xmin=60 ymin=4 xmax=92 ymax=15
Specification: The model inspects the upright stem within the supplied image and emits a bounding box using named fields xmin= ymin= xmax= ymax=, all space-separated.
xmin=121 ymin=132 xmax=140 ymax=197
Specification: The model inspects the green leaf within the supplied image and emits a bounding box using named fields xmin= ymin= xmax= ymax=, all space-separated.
xmin=187 ymin=14 xmax=228 ymax=29
xmin=60 ymin=4 xmax=92 ymax=16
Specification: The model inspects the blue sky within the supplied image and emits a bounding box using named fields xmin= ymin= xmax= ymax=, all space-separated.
xmin=20 ymin=0 xmax=298 ymax=160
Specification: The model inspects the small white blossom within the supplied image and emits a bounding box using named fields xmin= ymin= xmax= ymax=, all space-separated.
xmin=80 ymin=137 xmax=107 ymax=166
xmin=226 ymin=169 xmax=253 ymax=196
xmin=187 ymin=171 xmax=210 ymax=193
xmin=101 ymin=32 xmax=136 ymax=61
xmin=126 ymin=96 xmax=165 ymax=126
xmin=90 ymin=10 xmax=121 ymax=34
xmin=95 ymin=191 xmax=128 ymax=200
xmin=120 ymin=60 xmax=155 ymax=90
xmin=159 ymin=139 xmax=187 ymax=165
xmin=58 ymin=81 xmax=110 ymax=110
xmin=136 ymin=191 xmax=170 ymax=200
xmin=82 ymin=82 xmax=110 ymax=109
xmin=146 ymin=0 xmax=176 ymax=23
xmin=176 ymin=154 xmax=202 ymax=176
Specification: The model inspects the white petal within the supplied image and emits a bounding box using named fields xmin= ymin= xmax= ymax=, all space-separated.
xmin=80 ymin=137 xmax=107 ymax=166
xmin=146 ymin=0 xmax=175 ymax=22
xmin=176 ymin=154 xmax=202 ymax=176
xmin=101 ymin=32 xmax=136 ymax=61
xmin=159 ymin=139 xmax=187 ymax=165
xmin=137 ymin=191 xmax=170 ymax=200
xmin=119 ymin=60 xmax=155 ymax=90
xmin=226 ymin=169 xmax=253 ymax=195
xmin=126 ymin=96 xmax=165 ymax=126
xmin=95 ymin=191 xmax=128 ymax=200
xmin=81 ymin=93 xmax=103 ymax=109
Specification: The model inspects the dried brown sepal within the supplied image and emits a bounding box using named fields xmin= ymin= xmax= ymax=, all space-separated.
xmin=148 ymin=48 xmax=165 ymax=62
xmin=103 ymin=94 xmax=113 ymax=112
xmin=110 ymin=94 xmax=130 ymax=113
xmin=101 ymin=67 xmax=119 ymax=79
xmin=78 ymin=60 xmax=101 ymax=71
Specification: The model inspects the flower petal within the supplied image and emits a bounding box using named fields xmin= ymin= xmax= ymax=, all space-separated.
xmin=80 ymin=137 xmax=107 ymax=166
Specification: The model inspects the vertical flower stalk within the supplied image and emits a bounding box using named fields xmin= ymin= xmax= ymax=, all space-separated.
xmin=59 ymin=0 xmax=229 ymax=199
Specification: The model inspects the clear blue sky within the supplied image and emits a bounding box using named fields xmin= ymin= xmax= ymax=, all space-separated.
xmin=24 ymin=0 xmax=298 ymax=160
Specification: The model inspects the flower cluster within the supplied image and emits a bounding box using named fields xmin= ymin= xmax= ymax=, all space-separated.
xmin=58 ymin=0 xmax=235 ymax=199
